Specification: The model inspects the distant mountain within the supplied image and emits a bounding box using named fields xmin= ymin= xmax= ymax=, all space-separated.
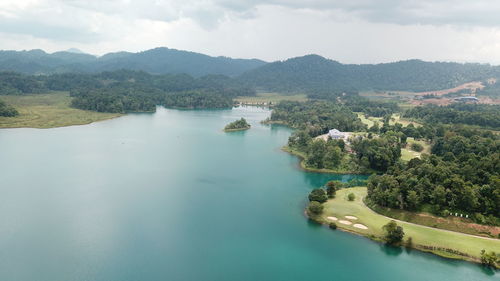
xmin=0 ymin=47 xmax=267 ymax=77
xmin=238 ymin=55 xmax=500 ymax=92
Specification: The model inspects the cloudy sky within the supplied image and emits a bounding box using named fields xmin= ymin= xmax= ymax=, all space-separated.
xmin=1 ymin=0 xmax=500 ymax=64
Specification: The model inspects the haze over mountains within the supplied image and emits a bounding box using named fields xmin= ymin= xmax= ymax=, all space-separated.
xmin=0 ymin=47 xmax=266 ymax=77
xmin=1 ymin=47 xmax=499 ymax=93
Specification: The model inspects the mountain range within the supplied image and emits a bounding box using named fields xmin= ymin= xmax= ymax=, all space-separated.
xmin=1 ymin=48 xmax=499 ymax=93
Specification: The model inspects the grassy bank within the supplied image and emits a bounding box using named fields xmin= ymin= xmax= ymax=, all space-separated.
xmin=0 ymin=92 xmax=122 ymax=129
xmin=316 ymin=187 xmax=500 ymax=264
xmin=283 ymin=146 xmax=372 ymax=174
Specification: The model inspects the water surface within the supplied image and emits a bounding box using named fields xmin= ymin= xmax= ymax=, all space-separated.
xmin=0 ymin=106 xmax=496 ymax=281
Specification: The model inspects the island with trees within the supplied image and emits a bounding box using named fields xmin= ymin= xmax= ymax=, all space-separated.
xmin=224 ymin=118 xmax=251 ymax=132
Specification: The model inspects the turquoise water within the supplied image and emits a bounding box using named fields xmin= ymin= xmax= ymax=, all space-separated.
xmin=0 ymin=106 xmax=496 ymax=281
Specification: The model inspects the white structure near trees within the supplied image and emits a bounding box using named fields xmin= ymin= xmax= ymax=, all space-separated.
xmin=328 ymin=129 xmax=347 ymax=140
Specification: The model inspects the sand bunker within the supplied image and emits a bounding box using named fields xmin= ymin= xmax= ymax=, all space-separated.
xmin=327 ymin=216 xmax=338 ymax=221
xmin=338 ymin=220 xmax=352 ymax=225
xmin=345 ymin=216 xmax=358 ymax=220
xmin=353 ymin=224 xmax=368 ymax=230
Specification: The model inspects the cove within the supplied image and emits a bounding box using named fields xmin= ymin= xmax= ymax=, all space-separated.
xmin=0 ymin=106 xmax=496 ymax=281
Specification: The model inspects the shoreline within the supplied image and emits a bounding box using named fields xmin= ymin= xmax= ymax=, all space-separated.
xmin=224 ymin=126 xmax=251 ymax=132
xmin=307 ymin=187 xmax=500 ymax=268
xmin=282 ymin=146 xmax=372 ymax=175
xmin=0 ymin=113 xmax=124 ymax=129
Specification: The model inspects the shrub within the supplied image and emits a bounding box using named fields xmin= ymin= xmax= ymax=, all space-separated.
xmin=329 ymin=222 xmax=337 ymax=230
xmin=410 ymin=142 xmax=424 ymax=152
xmin=347 ymin=193 xmax=355 ymax=201
xmin=383 ymin=220 xmax=405 ymax=245
xmin=309 ymin=188 xmax=328 ymax=203
xmin=307 ymin=201 xmax=324 ymax=216
xmin=480 ymin=250 xmax=499 ymax=268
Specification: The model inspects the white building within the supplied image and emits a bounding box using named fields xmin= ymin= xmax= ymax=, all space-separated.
xmin=328 ymin=129 xmax=347 ymax=140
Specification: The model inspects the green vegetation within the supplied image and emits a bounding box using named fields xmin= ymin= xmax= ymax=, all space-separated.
xmin=307 ymin=201 xmax=324 ymax=217
xmin=0 ymin=70 xmax=255 ymax=113
xmin=480 ymin=250 xmax=499 ymax=268
xmin=404 ymin=104 xmax=500 ymax=129
xmin=0 ymin=92 xmax=121 ymax=128
xmin=0 ymin=99 xmax=18 ymax=117
xmin=308 ymin=188 xmax=328 ymax=203
xmin=347 ymin=193 xmax=356 ymax=201
xmin=383 ymin=220 xmax=405 ymax=245
xmin=239 ymin=54 xmax=500 ymax=93
xmin=0 ymin=48 xmax=266 ymax=77
xmin=224 ymin=118 xmax=251 ymax=132
xmin=367 ymin=128 xmax=499 ymax=226
xmin=316 ymin=187 xmax=500 ymax=264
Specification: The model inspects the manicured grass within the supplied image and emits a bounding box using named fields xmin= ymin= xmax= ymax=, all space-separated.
xmin=0 ymin=92 xmax=122 ymax=128
xmin=319 ymin=187 xmax=500 ymax=262
xmin=401 ymin=137 xmax=431 ymax=161
xmin=356 ymin=112 xmax=382 ymax=128
xmin=390 ymin=113 xmax=422 ymax=127
xmin=235 ymin=92 xmax=307 ymax=105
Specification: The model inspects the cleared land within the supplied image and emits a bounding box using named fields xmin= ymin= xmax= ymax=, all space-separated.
xmin=235 ymin=92 xmax=307 ymax=105
xmin=319 ymin=187 xmax=500 ymax=262
xmin=356 ymin=113 xmax=421 ymax=129
xmin=401 ymin=137 xmax=431 ymax=161
xmin=0 ymin=92 xmax=121 ymax=129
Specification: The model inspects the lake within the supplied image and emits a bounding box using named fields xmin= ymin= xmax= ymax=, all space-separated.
xmin=0 ymin=106 xmax=496 ymax=280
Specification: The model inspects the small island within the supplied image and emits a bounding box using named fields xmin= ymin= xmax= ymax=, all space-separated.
xmin=224 ymin=118 xmax=251 ymax=132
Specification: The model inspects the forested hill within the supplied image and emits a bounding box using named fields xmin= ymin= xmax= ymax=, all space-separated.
xmin=238 ymin=55 xmax=500 ymax=93
xmin=0 ymin=48 xmax=266 ymax=77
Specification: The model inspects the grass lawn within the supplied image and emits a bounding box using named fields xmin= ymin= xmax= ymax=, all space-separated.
xmin=319 ymin=187 xmax=500 ymax=262
xmin=235 ymin=92 xmax=307 ymax=105
xmin=0 ymin=92 xmax=122 ymax=129
xmin=401 ymin=137 xmax=431 ymax=161
xmin=390 ymin=113 xmax=422 ymax=127
xmin=356 ymin=112 xmax=383 ymax=128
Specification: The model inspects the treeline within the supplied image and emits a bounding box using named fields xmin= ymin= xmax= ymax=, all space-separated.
xmin=0 ymin=70 xmax=255 ymax=112
xmin=268 ymin=100 xmax=365 ymax=135
xmin=367 ymin=128 xmax=499 ymax=225
xmin=0 ymin=99 xmax=18 ymax=117
xmin=308 ymin=91 xmax=399 ymax=117
xmin=403 ymin=104 xmax=500 ymax=129
xmin=239 ymin=54 xmax=500 ymax=93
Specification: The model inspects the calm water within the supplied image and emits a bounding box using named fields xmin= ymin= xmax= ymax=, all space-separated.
xmin=0 ymin=106 xmax=496 ymax=281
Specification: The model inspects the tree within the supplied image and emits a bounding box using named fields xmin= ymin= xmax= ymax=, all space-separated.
xmin=347 ymin=193 xmax=356 ymax=201
xmin=307 ymin=201 xmax=324 ymax=216
xmin=308 ymin=188 xmax=328 ymax=203
xmin=326 ymin=180 xmax=342 ymax=198
xmin=306 ymin=139 xmax=327 ymax=168
xmin=406 ymin=190 xmax=420 ymax=210
xmin=480 ymin=250 xmax=499 ymax=268
xmin=383 ymin=220 xmax=405 ymax=245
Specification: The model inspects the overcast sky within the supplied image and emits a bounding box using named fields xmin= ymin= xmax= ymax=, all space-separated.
xmin=1 ymin=0 xmax=500 ymax=64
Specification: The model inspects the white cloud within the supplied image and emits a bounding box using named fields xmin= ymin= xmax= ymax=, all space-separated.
xmin=1 ymin=0 xmax=500 ymax=64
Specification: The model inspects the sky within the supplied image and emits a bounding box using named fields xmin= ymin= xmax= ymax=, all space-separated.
xmin=1 ymin=0 xmax=500 ymax=64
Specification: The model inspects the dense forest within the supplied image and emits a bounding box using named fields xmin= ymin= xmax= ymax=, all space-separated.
xmin=239 ymin=55 xmax=500 ymax=93
xmin=367 ymin=127 xmax=499 ymax=225
xmin=0 ymin=48 xmax=266 ymax=77
xmin=0 ymin=70 xmax=254 ymax=112
xmin=224 ymin=118 xmax=251 ymax=131
xmin=0 ymin=99 xmax=18 ymax=117
xmin=403 ymin=104 xmax=500 ymax=129
xmin=268 ymin=100 xmax=365 ymax=135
